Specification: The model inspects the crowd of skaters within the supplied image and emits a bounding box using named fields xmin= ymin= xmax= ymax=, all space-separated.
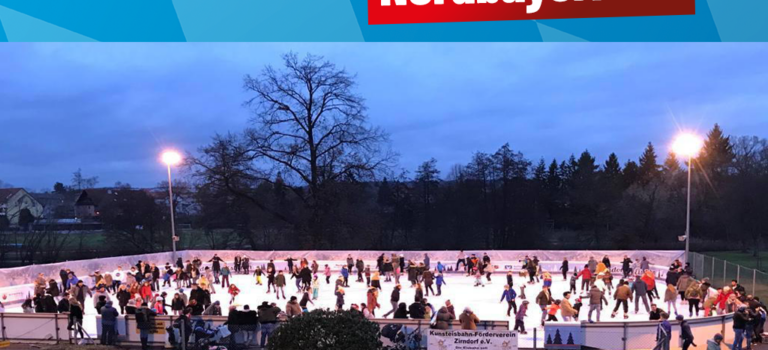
xmin=6 ymin=251 xmax=765 ymax=349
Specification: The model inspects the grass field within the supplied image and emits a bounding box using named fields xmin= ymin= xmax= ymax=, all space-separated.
xmin=703 ymin=251 xmax=768 ymax=272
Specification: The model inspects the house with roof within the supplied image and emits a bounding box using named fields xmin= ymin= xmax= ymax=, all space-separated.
xmin=0 ymin=188 xmax=44 ymax=226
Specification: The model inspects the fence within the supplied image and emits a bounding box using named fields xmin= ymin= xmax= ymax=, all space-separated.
xmin=548 ymin=313 xmax=733 ymax=350
xmin=689 ymin=252 xmax=768 ymax=297
xmin=0 ymin=312 xmax=509 ymax=349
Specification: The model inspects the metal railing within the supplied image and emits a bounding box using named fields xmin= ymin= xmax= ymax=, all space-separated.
xmin=689 ymin=252 xmax=768 ymax=297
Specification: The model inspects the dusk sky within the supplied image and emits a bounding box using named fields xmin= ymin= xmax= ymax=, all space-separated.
xmin=1 ymin=43 xmax=767 ymax=191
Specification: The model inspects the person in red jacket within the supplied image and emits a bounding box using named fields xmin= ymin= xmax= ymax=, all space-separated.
xmin=577 ymin=265 xmax=592 ymax=292
xmin=139 ymin=282 xmax=153 ymax=303
xmin=715 ymin=287 xmax=732 ymax=314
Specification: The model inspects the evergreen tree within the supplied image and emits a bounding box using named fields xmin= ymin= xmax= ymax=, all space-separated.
xmin=553 ymin=329 xmax=563 ymax=344
xmin=700 ymin=123 xmax=734 ymax=179
xmin=533 ymin=158 xmax=547 ymax=183
xmin=622 ymin=160 xmax=640 ymax=188
xmin=638 ymin=142 xmax=661 ymax=184
xmin=663 ymin=152 xmax=681 ymax=175
xmin=602 ymin=153 xmax=622 ymax=181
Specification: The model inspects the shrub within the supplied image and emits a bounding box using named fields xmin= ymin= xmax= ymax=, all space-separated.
xmin=267 ymin=309 xmax=383 ymax=350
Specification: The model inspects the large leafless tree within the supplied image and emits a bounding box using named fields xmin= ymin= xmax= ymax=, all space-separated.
xmin=192 ymin=53 xmax=395 ymax=246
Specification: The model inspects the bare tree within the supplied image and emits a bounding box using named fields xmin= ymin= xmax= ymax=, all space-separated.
xmin=71 ymin=168 xmax=99 ymax=190
xmin=192 ymin=53 xmax=395 ymax=246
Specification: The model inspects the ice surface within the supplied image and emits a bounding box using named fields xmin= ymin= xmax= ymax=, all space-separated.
xmin=7 ymin=269 xmax=701 ymax=348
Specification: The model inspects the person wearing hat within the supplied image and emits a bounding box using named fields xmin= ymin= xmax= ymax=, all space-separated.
xmin=100 ymin=300 xmax=119 ymax=345
xmin=706 ymin=334 xmax=724 ymax=350
xmin=676 ymin=315 xmax=696 ymax=350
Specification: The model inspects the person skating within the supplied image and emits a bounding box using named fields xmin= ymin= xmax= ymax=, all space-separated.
xmin=500 ymin=285 xmax=518 ymax=317
xmin=382 ymin=284 xmax=402 ymax=318
xmin=587 ymin=284 xmax=608 ymax=323
xmin=456 ymin=250 xmax=466 ymax=272
xmin=546 ymin=300 xmax=561 ymax=322
xmin=473 ymin=268 xmax=485 ymax=287
xmin=208 ymin=254 xmax=222 ymax=284
xmin=312 ymin=275 xmax=320 ymax=300
xmin=577 ymin=265 xmax=592 ymax=292
xmin=536 ymin=285 xmax=552 ymax=326
xmin=341 ymin=265 xmax=350 ymax=287
xmin=560 ymin=258 xmax=569 ymax=281
xmin=561 ymin=292 xmax=577 ymax=322
xmin=335 ymin=287 xmax=345 ymax=311
xmin=300 ymin=287 xmax=314 ymax=312
xmin=371 ymin=271 xmax=382 ymax=291
xmin=632 ymin=276 xmax=651 ymax=314
xmin=228 ymin=284 xmax=240 ymax=304
xmin=324 ymin=264 xmax=331 ymax=284
xmin=266 ymin=267 xmax=276 ymax=293
xmin=415 ymin=284 xmax=424 ymax=303
xmin=423 ymin=269 xmax=435 ymax=296
xmin=436 ymin=272 xmax=446 ymax=296
xmin=275 ymin=270 xmax=287 ymax=299
xmin=253 ymin=265 xmax=264 ymax=286
xmin=611 ymin=279 xmax=632 ymax=319
xmin=512 ymin=300 xmax=529 ymax=334
xmin=622 ymin=255 xmax=633 ymax=279
xmin=220 ymin=263 xmax=231 ymax=288
xmin=356 ymin=258 xmax=365 ymax=283
xmin=367 ymin=287 xmax=380 ymax=317
xmin=685 ymin=279 xmax=703 ymax=317
xmin=506 ymin=271 xmax=514 ymax=287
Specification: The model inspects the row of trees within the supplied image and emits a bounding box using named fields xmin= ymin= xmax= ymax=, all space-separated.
xmin=188 ymin=53 xmax=768 ymax=252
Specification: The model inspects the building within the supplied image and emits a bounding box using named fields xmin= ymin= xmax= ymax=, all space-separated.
xmin=0 ymin=188 xmax=44 ymax=226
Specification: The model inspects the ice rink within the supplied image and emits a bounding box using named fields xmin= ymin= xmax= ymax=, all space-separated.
xmin=7 ymin=267 xmax=703 ymax=348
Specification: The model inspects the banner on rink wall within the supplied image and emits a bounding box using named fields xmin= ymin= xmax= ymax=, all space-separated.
xmin=427 ymin=329 xmax=518 ymax=350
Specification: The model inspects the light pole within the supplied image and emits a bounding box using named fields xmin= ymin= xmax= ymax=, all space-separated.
xmin=672 ymin=133 xmax=703 ymax=264
xmin=161 ymin=150 xmax=182 ymax=263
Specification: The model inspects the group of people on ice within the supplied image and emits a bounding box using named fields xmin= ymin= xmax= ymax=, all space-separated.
xmin=17 ymin=251 xmax=767 ymax=349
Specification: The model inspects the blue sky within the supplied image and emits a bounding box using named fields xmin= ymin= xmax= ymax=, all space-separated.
xmin=1 ymin=43 xmax=767 ymax=190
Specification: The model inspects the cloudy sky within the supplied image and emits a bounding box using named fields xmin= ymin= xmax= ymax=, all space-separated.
xmin=1 ymin=43 xmax=767 ymax=190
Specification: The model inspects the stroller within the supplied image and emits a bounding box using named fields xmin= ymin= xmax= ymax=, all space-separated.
xmin=381 ymin=324 xmax=423 ymax=350
xmin=191 ymin=320 xmax=230 ymax=350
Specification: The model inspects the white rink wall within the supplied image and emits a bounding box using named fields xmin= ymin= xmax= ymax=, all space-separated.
xmin=0 ymin=250 xmax=684 ymax=303
xmin=0 ymin=249 xmax=684 ymax=286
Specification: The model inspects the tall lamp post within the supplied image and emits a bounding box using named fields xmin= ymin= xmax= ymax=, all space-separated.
xmin=672 ymin=133 xmax=703 ymax=264
xmin=161 ymin=150 xmax=182 ymax=263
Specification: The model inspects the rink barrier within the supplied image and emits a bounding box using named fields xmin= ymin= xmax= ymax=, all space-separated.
xmin=0 ymin=312 xmax=508 ymax=347
xmin=0 ymin=249 xmax=684 ymax=288
xmin=545 ymin=313 xmax=734 ymax=350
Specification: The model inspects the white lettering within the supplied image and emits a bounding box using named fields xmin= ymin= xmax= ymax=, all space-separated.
xmin=527 ymin=0 xmax=543 ymax=13
xmin=381 ymin=0 xmax=407 ymax=5
xmin=412 ymin=0 xmax=432 ymax=4
xmin=477 ymin=0 xmax=498 ymax=3
xmin=454 ymin=0 xmax=475 ymax=4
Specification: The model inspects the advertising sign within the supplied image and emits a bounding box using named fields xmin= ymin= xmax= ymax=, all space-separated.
xmin=427 ymin=329 xmax=517 ymax=350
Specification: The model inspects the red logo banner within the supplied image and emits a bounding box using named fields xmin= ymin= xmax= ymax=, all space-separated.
xmin=368 ymin=0 xmax=696 ymax=25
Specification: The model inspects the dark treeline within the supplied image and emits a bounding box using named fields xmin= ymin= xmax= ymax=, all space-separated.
xmin=186 ymin=53 xmax=768 ymax=253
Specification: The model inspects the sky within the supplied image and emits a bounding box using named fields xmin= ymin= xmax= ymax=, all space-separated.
xmin=1 ymin=43 xmax=767 ymax=191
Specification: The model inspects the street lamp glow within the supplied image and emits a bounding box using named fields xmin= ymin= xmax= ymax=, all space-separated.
xmin=161 ymin=150 xmax=182 ymax=166
xmin=672 ymin=133 xmax=704 ymax=158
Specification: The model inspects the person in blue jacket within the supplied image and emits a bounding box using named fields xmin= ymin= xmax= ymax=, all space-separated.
xmin=341 ymin=266 xmax=350 ymax=287
xmin=500 ymin=284 xmax=518 ymax=316
xmin=436 ymin=273 xmax=446 ymax=296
